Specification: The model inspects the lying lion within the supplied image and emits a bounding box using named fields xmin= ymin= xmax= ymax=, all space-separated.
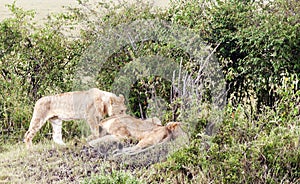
xmin=24 ymin=88 xmax=126 ymax=148
xmin=88 ymin=114 xmax=185 ymax=156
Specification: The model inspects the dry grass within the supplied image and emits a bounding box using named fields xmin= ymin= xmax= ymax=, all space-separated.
xmin=0 ymin=140 xmax=114 ymax=183
xmin=0 ymin=138 xmax=184 ymax=183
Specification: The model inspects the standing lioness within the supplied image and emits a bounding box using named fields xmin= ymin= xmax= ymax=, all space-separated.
xmin=24 ymin=88 xmax=126 ymax=147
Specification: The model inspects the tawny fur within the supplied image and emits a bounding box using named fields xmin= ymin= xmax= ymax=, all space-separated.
xmin=88 ymin=114 xmax=185 ymax=155
xmin=24 ymin=88 xmax=126 ymax=148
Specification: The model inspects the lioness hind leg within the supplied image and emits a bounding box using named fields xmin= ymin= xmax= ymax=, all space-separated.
xmin=24 ymin=117 xmax=47 ymax=148
xmin=24 ymin=131 xmax=33 ymax=148
xmin=50 ymin=118 xmax=65 ymax=146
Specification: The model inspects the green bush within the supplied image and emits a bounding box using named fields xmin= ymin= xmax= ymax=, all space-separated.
xmin=167 ymin=0 xmax=300 ymax=113
xmin=83 ymin=170 xmax=142 ymax=184
xmin=140 ymin=74 xmax=299 ymax=183
xmin=210 ymin=0 xmax=300 ymax=111
xmin=144 ymin=104 xmax=299 ymax=183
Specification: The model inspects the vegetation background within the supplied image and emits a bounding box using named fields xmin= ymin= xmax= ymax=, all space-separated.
xmin=0 ymin=0 xmax=299 ymax=183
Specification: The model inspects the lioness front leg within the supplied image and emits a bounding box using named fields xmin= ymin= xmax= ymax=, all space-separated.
xmin=88 ymin=134 xmax=120 ymax=147
xmin=86 ymin=115 xmax=101 ymax=141
xmin=112 ymin=145 xmax=141 ymax=156
xmin=49 ymin=118 xmax=65 ymax=145
xmin=113 ymin=128 xmax=173 ymax=156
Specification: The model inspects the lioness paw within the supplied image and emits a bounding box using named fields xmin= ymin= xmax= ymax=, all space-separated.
xmin=53 ymin=139 xmax=66 ymax=146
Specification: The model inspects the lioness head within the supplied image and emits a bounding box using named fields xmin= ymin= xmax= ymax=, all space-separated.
xmin=109 ymin=94 xmax=127 ymax=116
xmin=166 ymin=122 xmax=185 ymax=139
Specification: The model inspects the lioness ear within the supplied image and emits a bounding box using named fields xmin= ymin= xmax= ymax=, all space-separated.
xmin=166 ymin=122 xmax=181 ymax=131
xmin=152 ymin=117 xmax=162 ymax=126
xmin=109 ymin=97 xmax=114 ymax=105
xmin=119 ymin=94 xmax=125 ymax=103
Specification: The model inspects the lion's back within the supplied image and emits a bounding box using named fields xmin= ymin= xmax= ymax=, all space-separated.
xmin=33 ymin=90 xmax=95 ymax=119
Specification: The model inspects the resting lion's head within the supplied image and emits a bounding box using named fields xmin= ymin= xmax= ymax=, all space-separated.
xmin=109 ymin=94 xmax=127 ymax=116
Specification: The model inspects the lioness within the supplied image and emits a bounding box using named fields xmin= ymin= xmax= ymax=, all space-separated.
xmin=88 ymin=114 xmax=185 ymax=156
xmin=24 ymin=88 xmax=126 ymax=147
